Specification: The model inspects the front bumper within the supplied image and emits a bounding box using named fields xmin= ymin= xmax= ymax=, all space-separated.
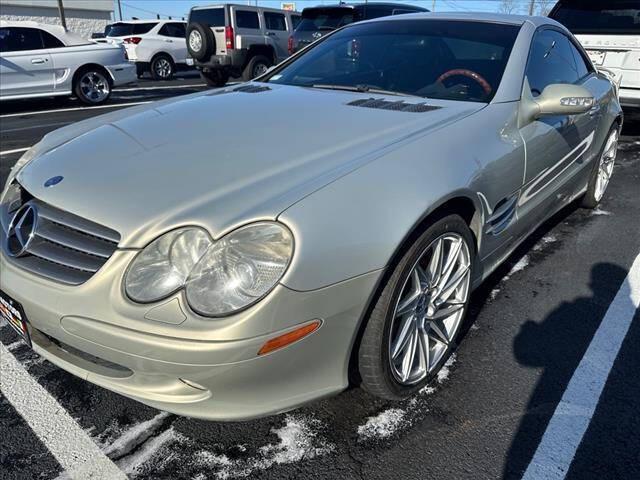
xmin=0 ymin=250 xmax=380 ymax=420
xmin=106 ymin=62 xmax=137 ymax=87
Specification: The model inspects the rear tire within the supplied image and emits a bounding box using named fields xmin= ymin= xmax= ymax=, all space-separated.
xmin=150 ymin=54 xmax=175 ymax=81
xmin=242 ymin=55 xmax=272 ymax=82
xmin=358 ymin=215 xmax=474 ymax=400
xmin=74 ymin=67 xmax=112 ymax=105
xmin=200 ymin=70 xmax=229 ymax=88
xmin=581 ymin=124 xmax=620 ymax=209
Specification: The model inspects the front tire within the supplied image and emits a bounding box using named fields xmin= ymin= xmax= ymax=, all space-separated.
xmin=74 ymin=67 xmax=112 ymax=105
xmin=358 ymin=215 xmax=474 ymax=400
xmin=581 ymin=124 xmax=620 ymax=209
xmin=150 ymin=54 xmax=175 ymax=81
xmin=200 ymin=70 xmax=229 ymax=88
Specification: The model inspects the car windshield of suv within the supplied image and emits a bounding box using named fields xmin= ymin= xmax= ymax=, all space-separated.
xmin=296 ymin=7 xmax=356 ymax=31
xmin=550 ymin=0 xmax=639 ymax=35
xmin=267 ymin=20 xmax=520 ymax=103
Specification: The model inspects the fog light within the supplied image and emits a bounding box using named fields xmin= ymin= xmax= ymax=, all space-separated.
xmin=258 ymin=320 xmax=322 ymax=356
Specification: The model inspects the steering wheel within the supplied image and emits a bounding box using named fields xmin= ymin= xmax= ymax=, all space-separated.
xmin=436 ymin=69 xmax=493 ymax=96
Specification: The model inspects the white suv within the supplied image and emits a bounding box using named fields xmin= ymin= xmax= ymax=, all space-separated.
xmin=105 ymin=20 xmax=189 ymax=80
xmin=550 ymin=0 xmax=640 ymax=110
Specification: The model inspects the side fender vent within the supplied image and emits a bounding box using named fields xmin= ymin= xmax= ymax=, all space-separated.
xmin=233 ymin=85 xmax=272 ymax=93
xmin=347 ymin=98 xmax=440 ymax=113
xmin=486 ymin=195 xmax=518 ymax=236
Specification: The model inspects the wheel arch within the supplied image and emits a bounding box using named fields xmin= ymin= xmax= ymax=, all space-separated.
xmin=151 ymin=51 xmax=176 ymax=64
xmin=72 ymin=63 xmax=113 ymax=88
xmin=347 ymin=192 xmax=482 ymax=385
xmin=245 ymin=44 xmax=276 ymax=65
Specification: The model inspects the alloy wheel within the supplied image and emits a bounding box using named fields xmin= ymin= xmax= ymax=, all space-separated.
xmin=594 ymin=129 xmax=618 ymax=202
xmin=79 ymin=71 xmax=110 ymax=103
xmin=189 ymin=31 xmax=202 ymax=52
xmin=253 ymin=63 xmax=269 ymax=78
xmin=389 ymin=233 xmax=471 ymax=385
xmin=154 ymin=58 xmax=172 ymax=79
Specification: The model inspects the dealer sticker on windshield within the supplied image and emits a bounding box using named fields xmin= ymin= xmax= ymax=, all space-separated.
xmin=0 ymin=290 xmax=31 ymax=347
xmin=587 ymin=50 xmax=606 ymax=66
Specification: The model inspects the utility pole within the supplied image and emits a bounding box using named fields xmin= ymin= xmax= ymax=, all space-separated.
xmin=117 ymin=0 xmax=123 ymax=21
xmin=528 ymin=0 xmax=535 ymax=15
xmin=431 ymin=0 xmax=436 ymax=12
xmin=57 ymin=0 xmax=67 ymax=30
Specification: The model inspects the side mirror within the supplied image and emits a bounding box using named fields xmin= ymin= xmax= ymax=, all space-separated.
xmin=535 ymin=84 xmax=594 ymax=116
xmin=519 ymin=80 xmax=595 ymax=127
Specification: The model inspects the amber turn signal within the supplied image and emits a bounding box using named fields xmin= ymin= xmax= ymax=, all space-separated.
xmin=258 ymin=320 xmax=321 ymax=356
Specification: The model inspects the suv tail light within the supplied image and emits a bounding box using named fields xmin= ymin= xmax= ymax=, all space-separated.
xmin=124 ymin=37 xmax=142 ymax=44
xmin=288 ymin=35 xmax=294 ymax=55
xmin=225 ymin=26 xmax=234 ymax=50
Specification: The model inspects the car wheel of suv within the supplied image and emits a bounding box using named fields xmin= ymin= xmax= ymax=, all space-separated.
xmin=358 ymin=214 xmax=474 ymax=400
xmin=242 ymin=55 xmax=272 ymax=82
xmin=151 ymin=54 xmax=175 ymax=81
xmin=581 ymin=124 xmax=620 ymax=209
xmin=200 ymin=70 xmax=229 ymax=88
xmin=187 ymin=22 xmax=215 ymax=61
xmin=74 ymin=67 xmax=112 ymax=105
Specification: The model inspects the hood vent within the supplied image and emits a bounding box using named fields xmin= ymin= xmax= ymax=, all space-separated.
xmin=233 ymin=85 xmax=272 ymax=93
xmin=347 ymin=98 xmax=440 ymax=113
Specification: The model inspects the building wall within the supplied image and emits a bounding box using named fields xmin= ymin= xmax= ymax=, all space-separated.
xmin=0 ymin=4 xmax=113 ymax=39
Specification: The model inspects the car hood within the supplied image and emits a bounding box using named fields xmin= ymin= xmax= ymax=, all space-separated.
xmin=17 ymin=84 xmax=484 ymax=248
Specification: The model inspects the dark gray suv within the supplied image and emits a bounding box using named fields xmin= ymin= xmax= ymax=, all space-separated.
xmin=289 ymin=2 xmax=428 ymax=54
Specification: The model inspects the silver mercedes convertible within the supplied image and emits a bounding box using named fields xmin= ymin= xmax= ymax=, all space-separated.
xmin=0 ymin=13 xmax=622 ymax=420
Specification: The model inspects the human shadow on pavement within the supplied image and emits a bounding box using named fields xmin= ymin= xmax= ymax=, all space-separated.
xmin=503 ymin=262 xmax=628 ymax=479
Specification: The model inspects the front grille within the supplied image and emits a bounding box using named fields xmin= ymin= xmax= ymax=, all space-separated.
xmin=1 ymin=184 xmax=120 ymax=285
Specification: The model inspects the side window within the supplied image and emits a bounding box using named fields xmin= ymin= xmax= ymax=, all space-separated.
xmin=264 ymin=12 xmax=286 ymax=31
xmin=361 ymin=6 xmax=393 ymax=20
xmin=0 ymin=27 xmax=43 ymax=52
xmin=41 ymin=30 xmax=64 ymax=48
xmin=525 ymin=29 xmax=581 ymax=97
xmin=568 ymin=40 xmax=593 ymax=79
xmin=159 ymin=23 xmax=186 ymax=38
xmin=235 ymin=10 xmax=260 ymax=30
xmin=133 ymin=23 xmax=157 ymax=35
xmin=291 ymin=15 xmax=302 ymax=30
xmin=392 ymin=9 xmax=416 ymax=15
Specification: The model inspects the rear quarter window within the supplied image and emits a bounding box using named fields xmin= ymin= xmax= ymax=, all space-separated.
xmin=235 ymin=10 xmax=260 ymax=30
xmin=133 ymin=23 xmax=158 ymax=35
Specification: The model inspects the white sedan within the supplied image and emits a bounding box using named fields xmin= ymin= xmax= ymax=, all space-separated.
xmin=0 ymin=21 xmax=136 ymax=105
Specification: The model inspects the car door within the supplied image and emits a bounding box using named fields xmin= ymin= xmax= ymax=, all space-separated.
xmin=263 ymin=12 xmax=288 ymax=62
xmin=232 ymin=8 xmax=262 ymax=52
xmin=518 ymin=28 xmax=601 ymax=224
xmin=158 ymin=22 xmax=188 ymax=63
xmin=0 ymin=27 xmax=54 ymax=98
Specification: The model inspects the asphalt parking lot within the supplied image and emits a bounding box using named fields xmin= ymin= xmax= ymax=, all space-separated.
xmin=1 ymin=77 xmax=639 ymax=480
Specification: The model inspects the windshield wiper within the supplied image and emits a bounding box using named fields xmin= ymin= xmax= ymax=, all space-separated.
xmin=308 ymin=84 xmax=426 ymax=98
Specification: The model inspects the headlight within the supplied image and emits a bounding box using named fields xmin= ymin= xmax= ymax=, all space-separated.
xmin=2 ymin=146 xmax=39 ymax=196
xmin=125 ymin=222 xmax=294 ymax=316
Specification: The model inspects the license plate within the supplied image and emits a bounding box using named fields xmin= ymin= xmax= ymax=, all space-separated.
xmin=186 ymin=58 xmax=194 ymax=66
xmin=587 ymin=50 xmax=606 ymax=66
xmin=0 ymin=290 xmax=31 ymax=347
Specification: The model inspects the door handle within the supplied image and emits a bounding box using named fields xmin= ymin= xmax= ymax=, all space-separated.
xmin=265 ymin=31 xmax=276 ymax=36
xmin=31 ymin=58 xmax=46 ymax=64
xmin=165 ymin=39 xmax=173 ymax=43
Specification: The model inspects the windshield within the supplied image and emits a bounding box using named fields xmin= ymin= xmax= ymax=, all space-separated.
xmin=296 ymin=7 xmax=356 ymax=32
xmin=267 ymin=20 xmax=520 ymax=103
xmin=550 ymin=0 xmax=640 ymax=35
xmin=189 ymin=7 xmax=226 ymax=27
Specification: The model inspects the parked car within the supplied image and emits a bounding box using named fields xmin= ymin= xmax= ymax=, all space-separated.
xmin=0 ymin=13 xmax=622 ymax=420
xmin=549 ymin=0 xmax=639 ymax=110
xmin=0 ymin=21 xmax=135 ymax=104
xmin=104 ymin=20 xmax=189 ymax=80
xmin=186 ymin=3 xmax=302 ymax=86
xmin=289 ymin=2 xmax=428 ymax=54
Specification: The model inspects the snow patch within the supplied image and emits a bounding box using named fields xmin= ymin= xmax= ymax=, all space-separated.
xmin=194 ymin=415 xmax=333 ymax=479
xmin=508 ymin=256 xmax=530 ymax=275
xmin=534 ymin=234 xmax=558 ymax=251
xmin=437 ymin=353 xmax=457 ymax=383
xmin=118 ymin=426 xmax=181 ymax=477
xmin=104 ymin=412 xmax=171 ymax=457
xmin=490 ymin=287 xmax=501 ymax=300
xmin=357 ymin=408 xmax=407 ymax=440
xmin=5 ymin=340 xmax=23 ymax=352
xmin=592 ymin=208 xmax=612 ymax=216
